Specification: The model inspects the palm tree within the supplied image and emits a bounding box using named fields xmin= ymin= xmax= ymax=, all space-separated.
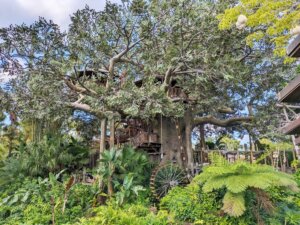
xmin=97 ymin=146 xmax=150 ymax=197
xmin=98 ymin=148 xmax=122 ymax=196
xmin=195 ymin=154 xmax=299 ymax=218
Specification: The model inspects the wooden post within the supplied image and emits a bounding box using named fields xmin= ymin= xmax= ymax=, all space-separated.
xmin=283 ymin=149 xmax=287 ymax=172
xmin=109 ymin=119 xmax=115 ymax=149
xmin=100 ymin=118 xmax=107 ymax=156
xmin=200 ymin=124 xmax=205 ymax=164
xmin=249 ymin=134 xmax=253 ymax=164
xmin=283 ymin=107 xmax=300 ymax=161
xmin=184 ymin=110 xmax=194 ymax=174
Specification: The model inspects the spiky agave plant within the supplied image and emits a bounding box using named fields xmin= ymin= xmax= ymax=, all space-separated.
xmin=195 ymin=154 xmax=299 ymax=217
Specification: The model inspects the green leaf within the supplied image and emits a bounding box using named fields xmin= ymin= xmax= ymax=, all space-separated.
xmin=222 ymin=191 xmax=246 ymax=217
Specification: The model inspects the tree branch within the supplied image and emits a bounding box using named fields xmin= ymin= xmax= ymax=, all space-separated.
xmin=64 ymin=78 xmax=97 ymax=96
xmin=218 ymin=107 xmax=236 ymax=114
xmin=161 ymin=67 xmax=174 ymax=92
xmin=106 ymin=39 xmax=143 ymax=88
xmin=193 ymin=115 xmax=253 ymax=127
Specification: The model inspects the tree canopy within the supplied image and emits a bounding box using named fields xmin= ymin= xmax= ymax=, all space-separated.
xmin=218 ymin=0 xmax=300 ymax=63
xmin=0 ymin=0 xmax=297 ymax=140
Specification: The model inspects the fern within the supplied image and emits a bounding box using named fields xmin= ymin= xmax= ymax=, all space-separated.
xmin=196 ymin=154 xmax=299 ymax=217
xmin=222 ymin=192 xmax=246 ymax=217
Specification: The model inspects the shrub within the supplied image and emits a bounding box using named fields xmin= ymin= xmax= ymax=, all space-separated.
xmin=160 ymin=181 xmax=251 ymax=225
xmin=76 ymin=202 xmax=176 ymax=225
xmin=97 ymin=146 xmax=150 ymax=203
xmin=196 ymin=154 xmax=298 ymax=217
xmin=0 ymin=174 xmax=95 ymax=225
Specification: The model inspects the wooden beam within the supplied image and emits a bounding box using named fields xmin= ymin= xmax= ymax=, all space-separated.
xmin=287 ymin=34 xmax=300 ymax=57
xmin=280 ymin=117 xmax=300 ymax=135
xmin=277 ymin=75 xmax=300 ymax=103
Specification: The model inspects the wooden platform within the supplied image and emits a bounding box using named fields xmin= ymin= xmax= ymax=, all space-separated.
xmin=280 ymin=117 xmax=300 ymax=134
xmin=287 ymin=34 xmax=300 ymax=57
xmin=277 ymin=75 xmax=300 ymax=103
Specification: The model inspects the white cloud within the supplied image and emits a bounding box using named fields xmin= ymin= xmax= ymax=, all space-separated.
xmin=0 ymin=0 xmax=121 ymax=30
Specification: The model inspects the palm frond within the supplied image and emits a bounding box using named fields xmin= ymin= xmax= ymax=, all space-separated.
xmin=222 ymin=191 xmax=246 ymax=217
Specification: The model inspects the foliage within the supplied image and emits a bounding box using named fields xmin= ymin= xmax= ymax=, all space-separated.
xmin=0 ymin=172 xmax=95 ymax=225
xmin=0 ymin=0 xmax=293 ymax=140
xmin=266 ymin=185 xmax=300 ymax=225
xmin=160 ymin=177 xmax=256 ymax=224
xmin=0 ymin=124 xmax=19 ymax=159
xmin=114 ymin=174 xmax=145 ymax=205
xmin=218 ymin=136 xmax=240 ymax=151
xmin=218 ymin=0 xmax=300 ymax=62
xmin=97 ymin=146 xmax=150 ymax=203
xmin=0 ymin=135 xmax=90 ymax=182
xmin=259 ymin=138 xmax=293 ymax=151
xmin=256 ymin=138 xmax=294 ymax=163
xmin=196 ymin=154 xmax=299 ymax=218
xmin=160 ymin=167 xmax=300 ymax=224
xmin=76 ymin=201 xmax=176 ymax=225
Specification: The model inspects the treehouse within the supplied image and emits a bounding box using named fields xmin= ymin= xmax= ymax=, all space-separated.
xmin=134 ymin=76 xmax=188 ymax=101
xmin=277 ymin=75 xmax=300 ymax=103
xmin=277 ymin=34 xmax=300 ymax=158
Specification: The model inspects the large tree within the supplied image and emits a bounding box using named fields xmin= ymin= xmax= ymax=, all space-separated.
xmin=0 ymin=0 xmax=294 ymax=170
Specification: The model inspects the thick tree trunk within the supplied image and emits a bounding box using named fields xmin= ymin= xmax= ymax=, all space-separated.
xmin=160 ymin=117 xmax=184 ymax=166
xmin=156 ymin=115 xmax=194 ymax=171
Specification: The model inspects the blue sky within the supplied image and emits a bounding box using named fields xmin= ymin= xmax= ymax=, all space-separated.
xmin=0 ymin=0 xmax=120 ymax=30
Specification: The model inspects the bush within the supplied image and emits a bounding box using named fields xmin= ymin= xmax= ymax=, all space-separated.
xmin=77 ymin=202 xmax=176 ymax=225
xmin=159 ymin=164 xmax=300 ymax=225
xmin=160 ymin=181 xmax=252 ymax=225
xmin=0 ymin=174 xmax=95 ymax=225
xmin=97 ymin=146 xmax=151 ymax=204
xmin=0 ymin=135 xmax=90 ymax=183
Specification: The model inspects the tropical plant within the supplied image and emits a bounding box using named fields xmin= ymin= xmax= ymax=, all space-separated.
xmin=114 ymin=174 xmax=145 ymax=205
xmin=98 ymin=148 xmax=123 ymax=196
xmin=0 ymin=135 xmax=90 ymax=183
xmin=195 ymin=154 xmax=299 ymax=218
xmin=117 ymin=145 xmax=151 ymax=185
xmin=0 ymin=171 xmax=95 ymax=225
xmin=217 ymin=136 xmax=240 ymax=151
xmin=76 ymin=201 xmax=175 ymax=225
xmin=160 ymin=180 xmax=253 ymax=224
xmin=97 ymin=146 xmax=150 ymax=203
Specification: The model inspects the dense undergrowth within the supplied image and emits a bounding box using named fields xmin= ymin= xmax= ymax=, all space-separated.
xmin=0 ymin=137 xmax=300 ymax=224
xmin=1 ymin=170 xmax=300 ymax=224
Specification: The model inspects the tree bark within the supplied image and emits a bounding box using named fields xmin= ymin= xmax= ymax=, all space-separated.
xmin=193 ymin=115 xmax=252 ymax=127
